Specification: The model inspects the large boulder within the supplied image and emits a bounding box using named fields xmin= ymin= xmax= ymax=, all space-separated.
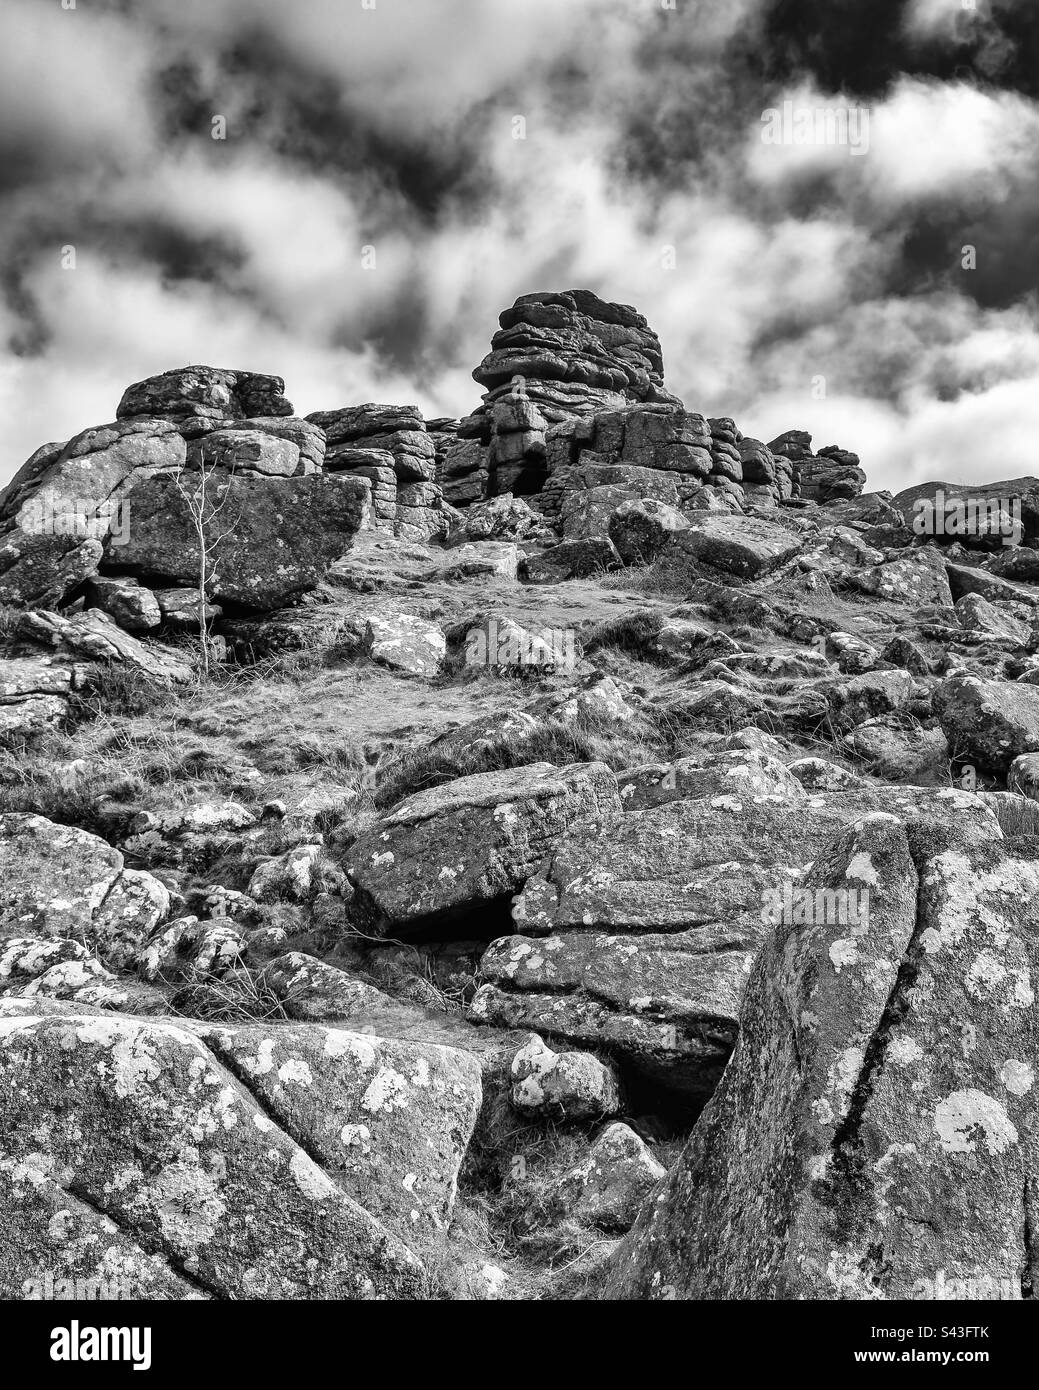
xmin=603 ymin=813 xmax=1038 ymax=1300
xmin=671 ymin=515 xmax=803 ymax=579
xmin=0 ymin=421 xmax=184 ymax=606
xmin=892 ymin=478 xmax=1039 ymax=548
xmin=472 ymin=928 xmax=751 ymax=1099
xmin=609 ymin=499 xmax=690 ymax=565
xmin=0 ymin=1011 xmax=424 ymax=1299
xmin=116 ymin=366 xmax=293 ymax=427
xmin=853 ymin=549 xmax=954 ymax=608
xmin=347 ymin=763 xmax=621 ymax=934
xmin=110 ymin=472 xmax=370 ymax=608
xmin=0 ymin=814 xmax=170 ymax=970
xmin=539 ymin=460 xmax=680 ymax=525
xmin=473 ymin=787 xmax=1002 ymax=1094
xmin=935 ymin=675 xmax=1039 ymax=773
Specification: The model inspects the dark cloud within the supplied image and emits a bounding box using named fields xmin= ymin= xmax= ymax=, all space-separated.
xmin=0 ymin=0 xmax=1038 ymax=493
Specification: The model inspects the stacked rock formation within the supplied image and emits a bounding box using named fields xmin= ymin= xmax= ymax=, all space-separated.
xmin=443 ymin=290 xmax=683 ymax=508
xmin=306 ymin=404 xmax=452 ymax=541
xmin=734 ymin=433 xmax=794 ymax=509
xmin=442 ymin=291 xmax=861 ymax=516
xmin=0 ymin=365 xmax=370 ymax=624
xmin=12 ymin=290 xmax=1039 ymax=1310
xmin=469 ymin=289 xmax=682 ymax=424
xmin=769 ymin=430 xmax=866 ymax=503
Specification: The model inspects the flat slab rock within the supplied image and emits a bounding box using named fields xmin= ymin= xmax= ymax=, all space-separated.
xmin=472 ymin=929 xmax=750 ymax=1098
xmin=602 ymin=814 xmax=1039 ymax=1300
xmin=671 ymin=514 xmax=804 ymax=578
xmin=19 ymin=609 xmax=194 ymax=684
xmin=181 ymin=1018 xmax=482 ymax=1245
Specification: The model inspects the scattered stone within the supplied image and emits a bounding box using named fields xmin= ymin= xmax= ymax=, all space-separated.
xmin=363 ymin=614 xmax=446 ymax=679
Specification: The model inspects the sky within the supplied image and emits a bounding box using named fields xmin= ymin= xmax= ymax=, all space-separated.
xmin=1 ymin=0 xmax=1037 ymax=492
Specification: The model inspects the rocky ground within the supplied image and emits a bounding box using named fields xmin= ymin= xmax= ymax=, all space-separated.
xmin=1 ymin=291 xmax=1037 ymax=1301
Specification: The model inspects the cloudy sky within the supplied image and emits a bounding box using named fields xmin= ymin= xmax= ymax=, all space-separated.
xmin=1 ymin=0 xmax=1037 ymax=491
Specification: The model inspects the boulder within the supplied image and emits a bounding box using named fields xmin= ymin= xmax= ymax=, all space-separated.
xmin=462 ymin=493 xmax=547 ymax=542
xmin=435 ymin=542 xmax=519 ymax=582
xmin=257 ymin=953 xmax=399 ymax=1021
xmin=608 ymin=499 xmax=690 ymax=565
xmin=85 ymin=575 xmax=162 ymax=632
xmin=0 ymin=421 xmax=184 ymax=606
xmin=603 ymin=814 xmax=1038 ymax=1300
xmin=110 ymin=472 xmax=371 ymax=609
xmin=955 ymin=593 xmax=1029 ymax=645
xmin=187 ymin=429 xmax=299 ymax=478
xmin=843 ymin=717 xmax=949 ymax=782
xmin=936 ymin=675 xmax=1039 ymax=773
xmin=347 ymin=762 xmax=621 ymax=933
xmin=0 ymin=1012 xmax=425 ymax=1299
xmin=0 ymin=658 xmax=74 ymax=742
xmin=363 ymin=614 xmax=446 ymax=679
xmin=0 ymin=814 xmax=169 ymax=969
xmin=153 ymin=588 xmax=221 ymax=631
xmin=523 ymin=537 xmax=621 ymax=583
xmin=247 ymin=845 xmax=347 ymax=905
xmin=188 ymin=1019 xmax=482 ymax=1243
xmin=549 ymin=1123 xmax=666 ymax=1232
xmin=671 ymin=515 xmax=802 ymax=579
xmin=853 ymin=549 xmax=954 ymax=608
xmin=472 ymin=929 xmax=750 ymax=1099
xmin=116 ymin=366 xmax=293 ymax=425
xmin=475 ymin=788 xmax=1001 ymax=1093
xmin=461 ymin=615 xmax=580 ymax=675
xmin=510 ymin=1035 xmax=621 ymax=1122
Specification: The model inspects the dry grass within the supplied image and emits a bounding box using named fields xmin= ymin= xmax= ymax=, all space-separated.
xmin=168 ymin=965 xmax=292 ymax=1024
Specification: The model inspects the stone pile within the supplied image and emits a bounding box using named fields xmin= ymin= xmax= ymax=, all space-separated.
xmin=769 ymin=430 xmax=865 ymax=502
xmin=441 ymin=291 xmax=859 ymax=515
xmin=306 ymin=403 xmax=452 ymax=541
xmin=468 ymin=289 xmax=682 ymax=426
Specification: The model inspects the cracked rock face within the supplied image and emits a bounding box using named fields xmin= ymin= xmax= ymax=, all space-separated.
xmin=0 ymin=1010 xmax=428 ymax=1299
xmin=602 ymin=813 xmax=1039 ymax=1300
xmin=472 ymin=785 xmax=1001 ymax=1095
